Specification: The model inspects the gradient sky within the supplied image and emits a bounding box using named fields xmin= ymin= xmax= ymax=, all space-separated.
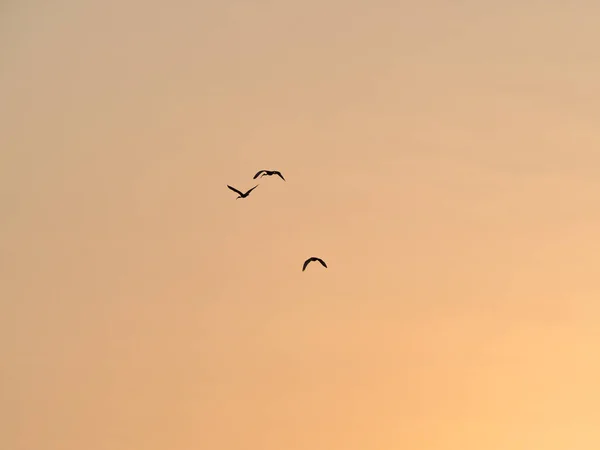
xmin=2 ymin=1 xmax=600 ymax=449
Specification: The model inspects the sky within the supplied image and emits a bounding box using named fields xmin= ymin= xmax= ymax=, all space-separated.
xmin=1 ymin=1 xmax=600 ymax=449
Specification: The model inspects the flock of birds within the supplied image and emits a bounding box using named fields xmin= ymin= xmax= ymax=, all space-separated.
xmin=227 ymin=169 xmax=328 ymax=272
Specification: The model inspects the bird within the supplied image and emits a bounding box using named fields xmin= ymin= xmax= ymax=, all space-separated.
xmin=302 ymin=257 xmax=327 ymax=271
xmin=227 ymin=184 xmax=259 ymax=199
xmin=253 ymin=170 xmax=285 ymax=181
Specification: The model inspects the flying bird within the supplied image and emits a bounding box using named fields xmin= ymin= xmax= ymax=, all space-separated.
xmin=253 ymin=170 xmax=285 ymax=181
xmin=227 ymin=184 xmax=259 ymax=199
xmin=302 ymin=257 xmax=327 ymax=271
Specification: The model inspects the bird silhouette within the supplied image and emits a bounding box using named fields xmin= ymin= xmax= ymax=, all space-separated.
xmin=253 ymin=170 xmax=285 ymax=181
xmin=227 ymin=184 xmax=259 ymax=199
xmin=302 ymin=257 xmax=327 ymax=271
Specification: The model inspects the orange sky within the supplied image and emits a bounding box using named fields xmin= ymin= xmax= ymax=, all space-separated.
xmin=2 ymin=1 xmax=600 ymax=449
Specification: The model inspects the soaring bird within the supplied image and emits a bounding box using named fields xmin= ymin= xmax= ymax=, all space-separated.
xmin=302 ymin=257 xmax=327 ymax=271
xmin=253 ymin=170 xmax=285 ymax=181
xmin=227 ymin=184 xmax=259 ymax=199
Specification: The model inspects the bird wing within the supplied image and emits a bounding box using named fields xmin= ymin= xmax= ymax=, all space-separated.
xmin=244 ymin=185 xmax=259 ymax=195
xmin=253 ymin=170 xmax=266 ymax=179
xmin=302 ymin=259 xmax=311 ymax=271
xmin=227 ymin=185 xmax=244 ymax=196
xmin=317 ymin=258 xmax=327 ymax=268
xmin=275 ymin=171 xmax=285 ymax=181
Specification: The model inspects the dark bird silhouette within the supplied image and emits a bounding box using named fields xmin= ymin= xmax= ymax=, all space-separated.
xmin=302 ymin=257 xmax=327 ymax=271
xmin=253 ymin=170 xmax=285 ymax=181
xmin=227 ymin=184 xmax=259 ymax=199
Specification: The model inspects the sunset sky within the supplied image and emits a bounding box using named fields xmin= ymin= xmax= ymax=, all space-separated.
xmin=2 ymin=1 xmax=600 ymax=449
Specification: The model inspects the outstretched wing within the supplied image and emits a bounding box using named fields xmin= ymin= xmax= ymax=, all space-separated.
xmin=244 ymin=185 xmax=259 ymax=195
xmin=274 ymin=171 xmax=285 ymax=181
xmin=253 ymin=170 xmax=266 ymax=179
xmin=302 ymin=259 xmax=311 ymax=271
xmin=316 ymin=258 xmax=327 ymax=268
xmin=227 ymin=185 xmax=243 ymax=196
